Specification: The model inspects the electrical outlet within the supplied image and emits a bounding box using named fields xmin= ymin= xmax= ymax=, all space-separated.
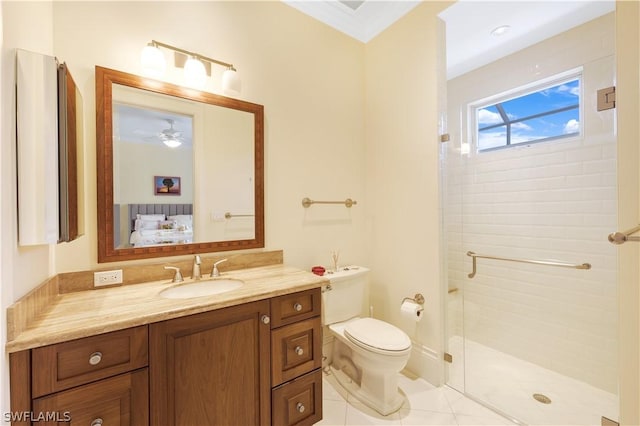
xmin=210 ymin=211 xmax=225 ymax=222
xmin=94 ymin=269 xmax=123 ymax=287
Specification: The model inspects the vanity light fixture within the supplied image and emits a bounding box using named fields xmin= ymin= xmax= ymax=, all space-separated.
xmin=140 ymin=40 xmax=241 ymax=95
xmin=183 ymin=56 xmax=207 ymax=89
xmin=140 ymin=42 xmax=166 ymax=79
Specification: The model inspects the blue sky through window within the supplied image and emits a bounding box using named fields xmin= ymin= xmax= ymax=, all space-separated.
xmin=476 ymin=78 xmax=580 ymax=151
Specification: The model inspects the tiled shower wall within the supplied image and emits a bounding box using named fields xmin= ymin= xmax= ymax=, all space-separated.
xmin=444 ymin=14 xmax=617 ymax=393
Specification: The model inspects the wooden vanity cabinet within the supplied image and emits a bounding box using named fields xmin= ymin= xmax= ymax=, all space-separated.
xmin=149 ymin=300 xmax=271 ymax=426
xmin=9 ymin=326 xmax=149 ymax=426
xmin=10 ymin=288 xmax=323 ymax=426
xmin=270 ymin=289 xmax=323 ymax=426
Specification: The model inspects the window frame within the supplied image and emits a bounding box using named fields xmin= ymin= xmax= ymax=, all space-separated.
xmin=470 ymin=70 xmax=584 ymax=153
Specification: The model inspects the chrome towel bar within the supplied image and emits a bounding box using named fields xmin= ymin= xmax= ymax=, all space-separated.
xmin=466 ymin=251 xmax=591 ymax=279
xmin=608 ymin=225 xmax=640 ymax=245
xmin=301 ymin=197 xmax=357 ymax=208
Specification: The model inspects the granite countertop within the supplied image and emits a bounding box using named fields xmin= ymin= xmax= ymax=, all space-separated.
xmin=6 ymin=264 xmax=328 ymax=353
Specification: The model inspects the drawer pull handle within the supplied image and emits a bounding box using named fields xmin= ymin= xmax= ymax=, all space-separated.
xmin=261 ymin=315 xmax=270 ymax=325
xmin=295 ymin=346 xmax=304 ymax=356
xmin=91 ymin=418 xmax=103 ymax=426
xmin=88 ymin=351 xmax=103 ymax=366
xmin=293 ymin=302 xmax=303 ymax=312
xmin=296 ymin=402 xmax=305 ymax=413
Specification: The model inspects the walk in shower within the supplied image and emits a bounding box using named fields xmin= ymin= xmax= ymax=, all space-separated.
xmin=441 ymin=4 xmax=618 ymax=425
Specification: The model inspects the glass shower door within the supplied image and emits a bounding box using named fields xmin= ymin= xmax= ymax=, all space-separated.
xmin=442 ymin=13 xmax=618 ymax=426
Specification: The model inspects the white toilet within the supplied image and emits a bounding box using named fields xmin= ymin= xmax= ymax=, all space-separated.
xmin=322 ymin=266 xmax=412 ymax=415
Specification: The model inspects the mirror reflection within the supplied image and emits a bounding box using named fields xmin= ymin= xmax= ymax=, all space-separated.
xmin=96 ymin=66 xmax=264 ymax=262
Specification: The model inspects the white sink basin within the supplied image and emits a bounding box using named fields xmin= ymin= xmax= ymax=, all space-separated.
xmin=160 ymin=278 xmax=244 ymax=299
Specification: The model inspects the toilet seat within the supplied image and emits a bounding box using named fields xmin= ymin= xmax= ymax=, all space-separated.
xmin=344 ymin=317 xmax=411 ymax=355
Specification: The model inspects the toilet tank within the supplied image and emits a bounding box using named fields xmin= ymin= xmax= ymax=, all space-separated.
xmin=322 ymin=266 xmax=370 ymax=325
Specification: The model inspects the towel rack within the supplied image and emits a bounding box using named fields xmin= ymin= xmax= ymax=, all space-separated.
xmin=466 ymin=251 xmax=591 ymax=279
xmin=608 ymin=225 xmax=640 ymax=245
xmin=224 ymin=212 xmax=255 ymax=219
xmin=301 ymin=197 xmax=357 ymax=208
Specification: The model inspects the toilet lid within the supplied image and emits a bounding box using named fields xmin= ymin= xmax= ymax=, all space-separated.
xmin=344 ymin=318 xmax=411 ymax=352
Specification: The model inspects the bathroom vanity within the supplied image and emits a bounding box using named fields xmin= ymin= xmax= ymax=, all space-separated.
xmin=7 ymin=260 xmax=324 ymax=426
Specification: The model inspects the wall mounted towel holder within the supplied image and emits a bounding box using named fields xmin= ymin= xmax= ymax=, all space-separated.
xmin=301 ymin=197 xmax=357 ymax=208
xmin=224 ymin=212 xmax=255 ymax=219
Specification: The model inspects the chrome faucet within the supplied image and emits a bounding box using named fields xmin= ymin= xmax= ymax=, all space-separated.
xmin=192 ymin=255 xmax=202 ymax=280
xmin=211 ymin=258 xmax=228 ymax=278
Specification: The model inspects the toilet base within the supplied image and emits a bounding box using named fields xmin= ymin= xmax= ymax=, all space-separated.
xmin=330 ymin=365 xmax=405 ymax=416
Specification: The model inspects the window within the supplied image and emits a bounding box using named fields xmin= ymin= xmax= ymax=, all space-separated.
xmin=474 ymin=76 xmax=581 ymax=152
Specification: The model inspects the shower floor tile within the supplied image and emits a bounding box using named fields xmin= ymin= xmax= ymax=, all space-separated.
xmin=447 ymin=336 xmax=618 ymax=425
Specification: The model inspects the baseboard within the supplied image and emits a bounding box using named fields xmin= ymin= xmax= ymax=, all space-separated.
xmin=404 ymin=340 xmax=443 ymax=386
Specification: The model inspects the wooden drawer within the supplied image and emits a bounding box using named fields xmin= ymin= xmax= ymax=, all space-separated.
xmin=272 ymin=369 xmax=322 ymax=426
xmin=270 ymin=288 xmax=321 ymax=328
xmin=33 ymin=369 xmax=148 ymax=426
xmin=32 ymin=326 xmax=148 ymax=398
xmin=271 ymin=317 xmax=322 ymax=387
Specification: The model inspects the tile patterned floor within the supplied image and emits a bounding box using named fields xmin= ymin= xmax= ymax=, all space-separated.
xmin=317 ymin=371 xmax=516 ymax=426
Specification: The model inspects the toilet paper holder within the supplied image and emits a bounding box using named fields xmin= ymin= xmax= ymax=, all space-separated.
xmin=401 ymin=293 xmax=425 ymax=307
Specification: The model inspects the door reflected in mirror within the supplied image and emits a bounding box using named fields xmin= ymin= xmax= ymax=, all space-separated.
xmin=96 ymin=66 xmax=264 ymax=262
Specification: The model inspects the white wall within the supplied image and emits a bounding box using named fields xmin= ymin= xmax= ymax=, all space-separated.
xmin=365 ymin=1 xmax=450 ymax=384
xmin=2 ymin=1 xmax=636 ymax=420
xmin=48 ymin=1 xmax=368 ymax=273
xmin=117 ymin=142 xmax=193 ymax=204
xmin=198 ymin=106 xmax=255 ymax=242
xmin=446 ymin=14 xmax=617 ymax=392
xmin=1 ymin=1 xmax=56 ymax=422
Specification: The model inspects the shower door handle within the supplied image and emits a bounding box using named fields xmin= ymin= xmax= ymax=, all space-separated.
xmin=608 ymin=225 xmax=640 ymax=245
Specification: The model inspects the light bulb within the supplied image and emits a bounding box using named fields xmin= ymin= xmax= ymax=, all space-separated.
xmin=163 ymin=139 xmax=182 ymax=148
xmin=184 ymin=56 xmax=207 ymax=89
xmin=140 ymin=43 xmax=166 ymax=79
xmin=222 ymin=67 xmax=241 ymax=96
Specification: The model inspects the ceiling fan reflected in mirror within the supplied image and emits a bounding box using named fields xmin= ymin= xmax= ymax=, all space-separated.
xmin=159 ymin=119 xmax=183 ymax=148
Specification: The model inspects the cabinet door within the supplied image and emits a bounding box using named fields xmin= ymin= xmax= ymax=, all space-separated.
xmin=271 ymin=317 xmax=322 ymax=387
xmin=150 ymin=300 xmax=271 ymax=426
xmin=32 ymin=369 xmax=148 ymax=426
xmin=272 ymin=369 xmax=322 ymax=426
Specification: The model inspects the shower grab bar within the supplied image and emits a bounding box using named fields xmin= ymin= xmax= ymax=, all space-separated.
xmin=608 ymin=225 xmax=640 ymax=245
xmin=466 ymin=251 xmax=591 ymax=279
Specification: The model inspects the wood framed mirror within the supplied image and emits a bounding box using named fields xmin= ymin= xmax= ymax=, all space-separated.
xmin=96 ymin=66 xmax=264 ymax=262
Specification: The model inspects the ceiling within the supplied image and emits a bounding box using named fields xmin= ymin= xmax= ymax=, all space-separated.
xmin=282 ymin=0 xmax=420 ymax=43
xmin=114 ymin=104 xmax=193 ymax=148
xmin=119 ymin=1 xmax=615 ymax=142
xmin=282 ymin=0 xmax=615 ymax=79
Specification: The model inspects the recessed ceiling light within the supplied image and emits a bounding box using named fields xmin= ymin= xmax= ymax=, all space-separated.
xmin=490 ymin=25 xmax=511 ymax=37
